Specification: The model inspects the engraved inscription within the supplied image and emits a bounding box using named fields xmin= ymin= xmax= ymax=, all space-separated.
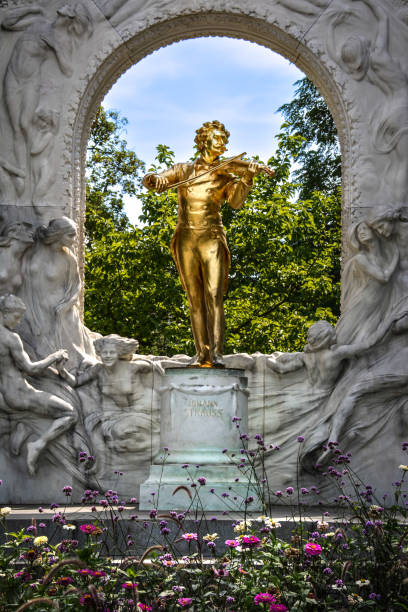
xmin=186 ymin=399 xmax=223 ymax=418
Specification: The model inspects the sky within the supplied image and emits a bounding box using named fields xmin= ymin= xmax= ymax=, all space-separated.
xmin=103 ymin=37 xmax=303 ymax=224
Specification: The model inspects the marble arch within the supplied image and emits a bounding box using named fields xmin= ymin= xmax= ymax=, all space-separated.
xmin=0 ymin=0 xmax=408 ymax=503
xmin=71 ymin=10 xmax=352 ymax=270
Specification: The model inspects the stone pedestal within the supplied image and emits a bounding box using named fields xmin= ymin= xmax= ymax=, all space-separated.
xmin=139 ymin=368 xmax=261 ymax=511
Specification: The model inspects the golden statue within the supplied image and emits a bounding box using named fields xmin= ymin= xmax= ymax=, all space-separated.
xmin=143 ymin=121 xmax=274 ymax=367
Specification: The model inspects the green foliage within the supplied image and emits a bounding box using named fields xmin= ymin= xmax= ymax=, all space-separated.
xmin=85 ymin=107 xmax=144 ymax=245
xmin=278 ymin=77 xmax=341 ymax=199
xmin=84 ymin=91 xmax=341 ymax=355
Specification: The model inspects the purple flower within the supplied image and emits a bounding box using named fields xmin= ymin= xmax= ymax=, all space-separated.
xmin=149 ymin=510 xmax=157 ymax=519
xmin=26 ymin=525 xmax=36 ymax=534
xmin=285 ymin=487 xmax=294 ymax=495
xmin=226 ymin=596 xmax=235 ymax=603
xmin=323 ymin=567 xmax=333 ymax=575
xmin=197 ymin=477 xmax=206 ymax=485
xmin=368 ymin=593 xmax=381 ymax=600
xmin=301 ymin=488 xmax=309 ymax=495
xmin=275 ymin=490 xmax=283 ymax=497
xmin=297 ymin=435 xmax=304 ymax=442
xmin=62 ymin=486 xmax=72 ymax=496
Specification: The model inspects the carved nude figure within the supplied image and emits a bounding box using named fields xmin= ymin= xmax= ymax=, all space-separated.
xmin=277 ymin=0 xmax=329 ymax=16
xmin=21 ymin=217 xmax=95 ymax=366
xmin=1 ymin=3 xmax=92 ymax=196
xmin=59 ymin=335 xmax=161 ymax=465
xmin=0 ymin=294 xmax=76 ymax=475
xmin=98 ymin=0 xmax=171 ymax=26
xmin=30 ymin=108 xmax=60 ymax=202
xmin=267 ymin=320 xmax=375 ymax=392
xmin=0 ymin=222 xmax=34 ymax=294
xmin=335 ymin=214 xmax=398 ymax=344
xmin=326 ymin=0 xmax=408 ymax=200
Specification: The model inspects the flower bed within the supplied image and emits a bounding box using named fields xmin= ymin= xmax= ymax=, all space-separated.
xmin=0 ymin=439 xmax=407 ymax=610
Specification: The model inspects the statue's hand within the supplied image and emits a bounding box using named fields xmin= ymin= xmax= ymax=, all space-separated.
xmin=143 ymin=173 xmax=169 ymax=193
xmin=243 ymin=162 xmax=274 ymax=181
xmin=54 ymin=349 xmax=69 ymax=364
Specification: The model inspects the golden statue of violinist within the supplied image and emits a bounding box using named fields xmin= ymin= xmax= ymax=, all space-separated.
xmin=142 ymin=120 xmax=274 ymax=367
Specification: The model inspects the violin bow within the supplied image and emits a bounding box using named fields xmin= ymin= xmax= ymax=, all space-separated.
xmin=159 ymin=152 xmax=247 ymax=191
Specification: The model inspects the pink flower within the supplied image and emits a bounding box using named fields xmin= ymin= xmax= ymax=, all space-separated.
xmin=304 ymin=541 xmax=322 ymax=556
xmin=137 ymin=605 xmax=153 ymax=611
xmin=90 ymin=570 xmax=106 ymax=578
xmin=122 ymin=581 xmax=138 ymax=590
xmin=239 ymin=535 xmax=261 ymax=548
xmin=181 ymin=533 xmax=197 ymax=541
xmin=269 ymin=604 xmax=288 ymax=612
xmin=79 ymin=524 xmax=102 ymax=535
xmin=177 ymin=598 xmax=192 ymax=607
xmin=56 ymin=576 xmax=74 ymax=586
xmin=254 ymin=593 xmax=276 ymax=605
xmin=225 ymin=539 xmax=239 ymax=547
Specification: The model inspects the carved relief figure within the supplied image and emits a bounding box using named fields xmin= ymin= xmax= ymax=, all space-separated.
xmin=0 ymin=222 xmax=34 ymax=294
xmin=267 ymin=320 xmax=374 ymax=392
xmin=263 ymin=321 xmax=377 ymax=482
xmin=143 ymin=120 xmax=272 ymax=367
xmin=59 ymin=334 xmax=161 ymax=473
xmin=98 ymin=0 xmax=171 ymax=26
xmin=20 ymin=217 xmax=95 ymax=366
xmin=30 ymin=107 xmax=60 ymax=202
xmin=335 ymin=213 xmax=398 ymax=344
xmin=326 ymin=0 xmax=408 ymax=201
xmin=1 ymin=3 xmax=92 ymax=197
xmin=0 ymin=294 xmax=76 ymax=475
xmin=0 ymin=157 xmax=25 ymax=202
xmin=276 ymin=0 xmax=329 ymax=16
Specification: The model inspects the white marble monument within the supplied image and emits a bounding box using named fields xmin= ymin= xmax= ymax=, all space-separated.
xmin=0 ymin=0 xmax=407 ymax=506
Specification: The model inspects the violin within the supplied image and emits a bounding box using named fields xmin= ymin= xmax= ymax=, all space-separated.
xmin=155 ymin=153 xmax=275 ymax=192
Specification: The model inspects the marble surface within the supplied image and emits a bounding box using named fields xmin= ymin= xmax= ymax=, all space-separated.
xmin=0 ymin=0 xmax=407 ymax=506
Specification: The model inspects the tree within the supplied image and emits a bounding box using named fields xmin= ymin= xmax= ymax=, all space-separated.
xmin=84 ymin=83 xmax=341 ymax=355
xmin=278 ymin=77 xmax=341 ymax=199
xmin=85 ymin=107 xmax=144 ymax=245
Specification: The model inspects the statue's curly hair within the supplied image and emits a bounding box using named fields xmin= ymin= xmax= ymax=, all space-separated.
xmin=194 ymin=120 xmax=229 ymax=153
xmin=94 ymin=334 xmax=139 ymax=361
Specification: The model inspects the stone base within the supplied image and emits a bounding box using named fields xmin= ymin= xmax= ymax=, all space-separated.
xmin=140 ymin=367 xmax=258 ymax=510
xmin=139 ymin=464 xmax=261 ymax=511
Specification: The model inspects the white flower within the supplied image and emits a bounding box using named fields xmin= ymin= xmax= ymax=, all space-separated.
xmin=265 ymin=518 xmax=281 ymax=529
xmin=348 ymin=594 xmax=363 ymax=604
xmin=355 ymin=578 xmax=370 ymax=587
xmin=325 ymin=532 xmax=335 ymax=537
xmin=33 ymin=536 xmax=48 ymax=546
xmin=233 ymin=520 xmax=252 ymax=533
xmin=0 ymin=507 xmax=11 ymax=516
xmin=62 ymin=523 xmax=76 ymax=530
xmin=317 ymin=520 xmax=329 ymax=532
xmin=399 ymin=464 xmax=408 ymax=471
xmin=202 ymin=533 xmax=218 ymax=541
